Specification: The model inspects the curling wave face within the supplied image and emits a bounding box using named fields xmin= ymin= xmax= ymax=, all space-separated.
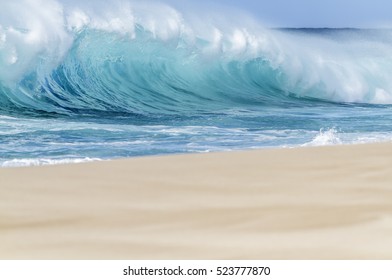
xmin=2 ymin=0 xmax=392 ymax=117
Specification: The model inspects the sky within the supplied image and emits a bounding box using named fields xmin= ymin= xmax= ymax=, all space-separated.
xmin=165 ymin=0 xmax=392 ymax=28
xmin=60 ymin=0 xmax=392 ymax=28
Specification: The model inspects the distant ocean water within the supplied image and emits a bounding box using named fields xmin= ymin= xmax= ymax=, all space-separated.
xmin=2 ymin=0 xmax=392 ymax=167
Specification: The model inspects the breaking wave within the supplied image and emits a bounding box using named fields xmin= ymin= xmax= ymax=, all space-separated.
xmin=2 ymin=0 xmax=392 ymax=117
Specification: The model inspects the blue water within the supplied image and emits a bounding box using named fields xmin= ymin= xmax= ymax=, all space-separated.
xmin=2 ymin=1 xmax=392 ymax=166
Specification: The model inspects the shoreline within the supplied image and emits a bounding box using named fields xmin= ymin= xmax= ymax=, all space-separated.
xmin=1 ymin=143 xmax=392 ymax=259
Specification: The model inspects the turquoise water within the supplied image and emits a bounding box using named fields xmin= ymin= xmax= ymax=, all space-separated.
xmin=2 ymin=1 xmax=392 ymax=166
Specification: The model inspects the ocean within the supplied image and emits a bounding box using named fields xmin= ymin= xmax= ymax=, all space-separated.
xmin=2 ymin=0 xmax=392 ymax=167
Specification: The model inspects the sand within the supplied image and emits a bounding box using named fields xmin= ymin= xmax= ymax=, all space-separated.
xmin=1 ymin=143 xmax=392 ymax=260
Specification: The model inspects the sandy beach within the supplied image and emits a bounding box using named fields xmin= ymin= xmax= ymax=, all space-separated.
xmin=1 ymin=143 xmax=392 ymax=260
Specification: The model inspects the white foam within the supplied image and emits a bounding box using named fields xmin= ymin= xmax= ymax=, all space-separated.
xmin=303 ymin=128 xmax=342 ymax=147
xmin=373 ymin=88 xmax=392 ymax=104
xmin=0 ymin=0 xmax=73 ymax=83
xmin=1 ymin=157 xmax=102 ymax=168
xmin=66 ymin=9 xmax=91 ymax=32
xmin=270 ymin=31 xmax=392 ymax=104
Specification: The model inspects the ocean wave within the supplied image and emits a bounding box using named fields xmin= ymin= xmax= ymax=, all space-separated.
xmin=1 ymin=0 xmax=392 ymax=117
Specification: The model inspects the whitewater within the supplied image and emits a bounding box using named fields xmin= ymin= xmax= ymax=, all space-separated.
xmin=1 ymin=0 xmax=392 ymax=167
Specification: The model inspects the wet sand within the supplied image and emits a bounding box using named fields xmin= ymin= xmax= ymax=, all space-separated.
xmin=1 ymin=143 xmax=392 ymax=259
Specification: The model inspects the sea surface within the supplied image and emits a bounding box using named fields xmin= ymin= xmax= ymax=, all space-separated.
xmin=2 ymin=0 xmax=392 ymax=167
